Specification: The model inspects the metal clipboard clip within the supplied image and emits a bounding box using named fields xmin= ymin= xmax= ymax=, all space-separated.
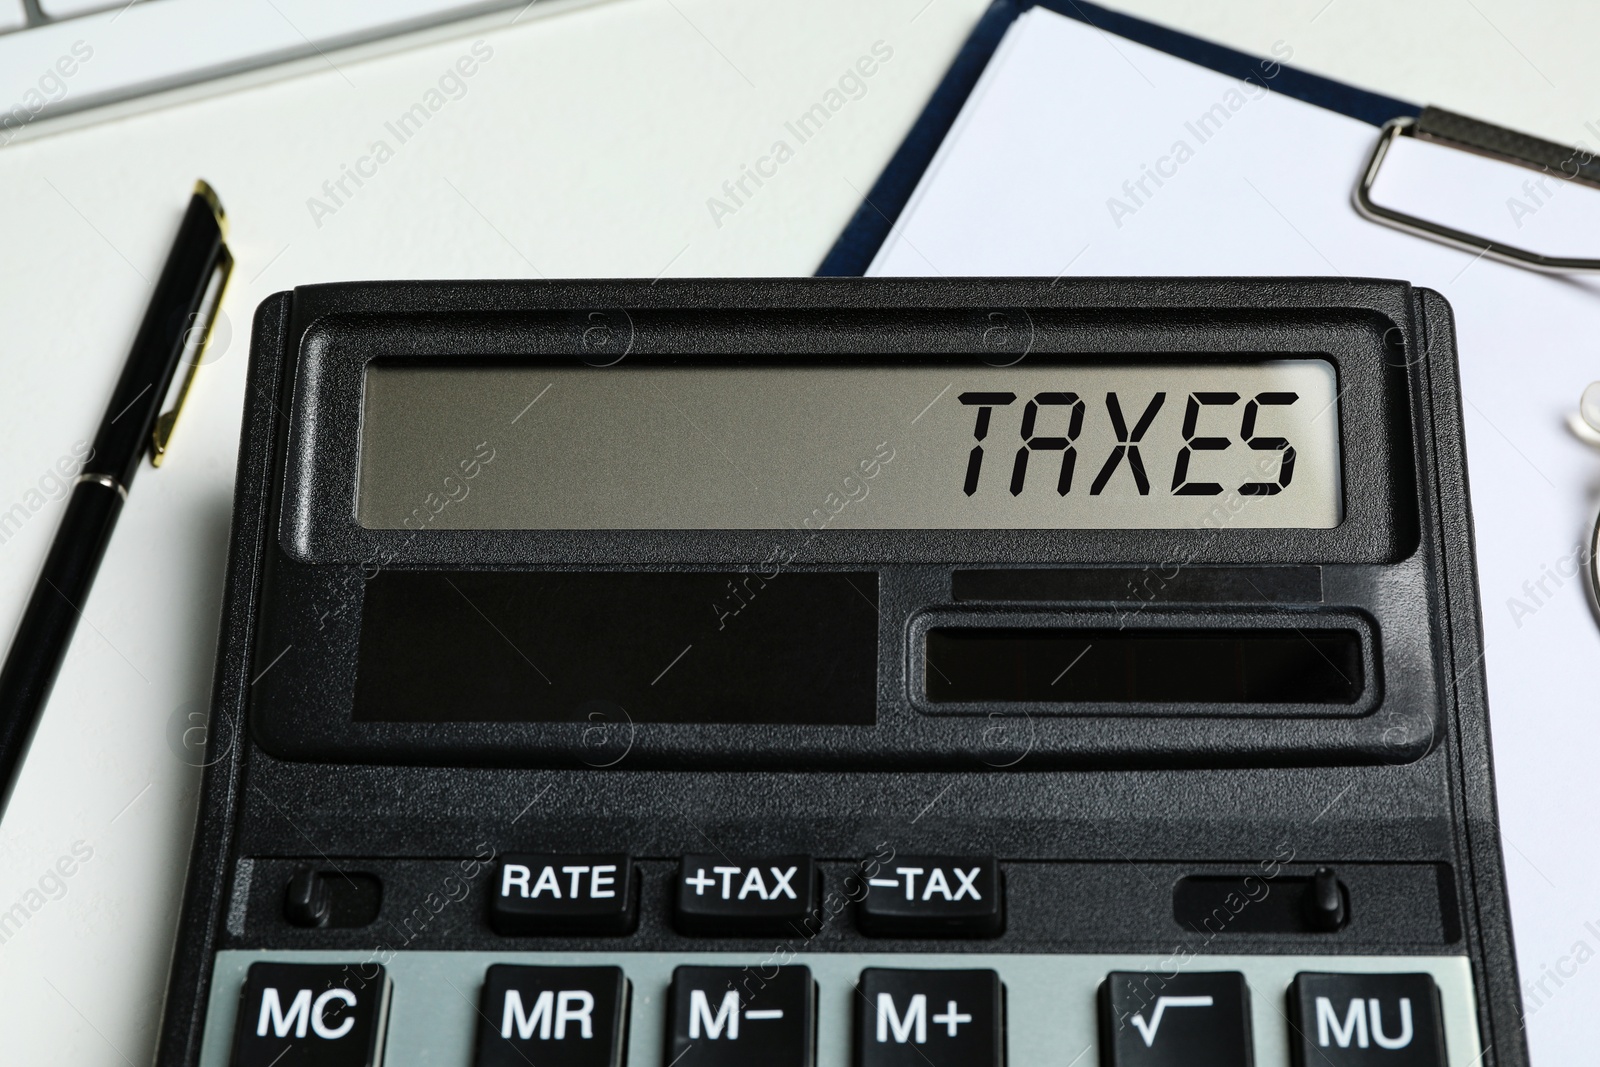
xmin=1355 ymin=106 xmax=1600 ymax=274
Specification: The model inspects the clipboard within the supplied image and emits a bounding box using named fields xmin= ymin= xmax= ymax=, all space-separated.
xmin=817 ymin=0 xmax=1600 ymax=277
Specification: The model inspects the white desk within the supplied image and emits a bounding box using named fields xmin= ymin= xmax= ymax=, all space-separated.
xmin=0 ymin=1 xmax=1593 ymax=1063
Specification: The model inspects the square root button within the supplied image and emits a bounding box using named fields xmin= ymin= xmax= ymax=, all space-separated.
xmin=857 ymin=855 xmax=1001 ymax=937
xmin=854 ymin=968 xmax=1004 ymax=1067
xmin=667 ymin=965 xmax=815 ymax=1067
xmin=1289 ymin=973 xmax=1447 ymax=1067
xmin=230 ymin=962 xmax=390 ymax=1067
xmin=474 ymin=965 xmax=628 ymax=1067
xmin=489 ymin=854 xmax=636 ymax=935
xmin=675 ymin=854 xmax=816 ymax=935
xmin=1099 ymin=971 xmax=1252 ymax=1067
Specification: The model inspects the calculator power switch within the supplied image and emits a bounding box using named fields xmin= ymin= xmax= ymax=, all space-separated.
xmin=857 ymin=855 xmax=1002 ymax=937
xmin=1099 ymin=971 xmax=1252 ymax=1066
xmin=230 ymin=962 xmax=391 ymax=1067
xmin=489 ymin=854 xmax=636 ymax=935
xmin=1288 ymin=973 xmax=1447 ymax=1066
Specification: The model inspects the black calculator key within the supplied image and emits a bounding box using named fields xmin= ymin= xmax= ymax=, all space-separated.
xmin=675 ymin=853 xmax=816 ymax=935
xmin=489 ymin=853 xmax=635 ymax=935
xmin=1289 ymin=973 xmax=1447 ymax=1066
xmin=1099 ymin=971 xmax=1251 ymax=1066
xmin=854 ymin=968 xmax=1004 ymax=1067
xmin=230 ymin=962 xmax=390 ymax=1067
xmin=857 ymin=855 xmax=1002 ymax=936
xmin=666 ymin=965 xmax=815 ymax=1067
xmin=474 ymin=965 xmax=629 ymax=1067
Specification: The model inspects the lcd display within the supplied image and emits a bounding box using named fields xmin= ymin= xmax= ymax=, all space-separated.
xmin=357 ymin=362 xmax=1342 ymax=530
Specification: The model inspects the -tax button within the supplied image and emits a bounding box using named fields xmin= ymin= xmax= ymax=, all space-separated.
xmin=1288 ymin=973 xmax=1447 ymax=1067
xmin=230 ymin=962 xmax=390 ymax=1067
xmin=490 ymin=854 xmax=636 ymax=935
xmin=858 ymin=855 xmax=1001 ymax=937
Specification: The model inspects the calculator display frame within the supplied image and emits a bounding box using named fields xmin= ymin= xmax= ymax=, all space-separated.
xmin=249 ymin=279 xmax=1437 ymax=770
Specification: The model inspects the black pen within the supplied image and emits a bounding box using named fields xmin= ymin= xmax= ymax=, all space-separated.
xmin=0 ymin=181 xmax=232 ymax=815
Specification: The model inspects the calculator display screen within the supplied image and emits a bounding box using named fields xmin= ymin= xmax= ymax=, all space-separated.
xmin=356 ymin=361 xmax=1342 ymax=530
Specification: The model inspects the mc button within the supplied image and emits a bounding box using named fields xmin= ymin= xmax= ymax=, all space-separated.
xmin=1289 ymin=973 xmax=1447 ymax=1067
xmin=857 ymin=855 xmax=1001 ymax=937
xmin=230 ymin=963 xmax=390 ymax=1067
xmin=489 ymin=853 xmax=636 ymax=935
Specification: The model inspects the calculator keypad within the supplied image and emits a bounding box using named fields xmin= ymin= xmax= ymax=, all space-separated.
xmin=214 ymin=956 xmax=1465 ymax=1067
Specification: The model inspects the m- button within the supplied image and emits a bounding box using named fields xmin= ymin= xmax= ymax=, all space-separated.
xmin=230 ymin=962 xmax=390 ymax=1067
xmin=675 ymin=853 xmax=816 ymax=935
xmin=489 ymin=853 xmax=636 ymax=935
xmin=854 ymin=968 xmax=1004 ymax=1067
xmin=857 ymin=855 xmax=1001 ymax=936
xmin=667 ymin=965 xmax=816 ymax=1067
xmin=1288 ymin=973 xmax=1447 ymax=1067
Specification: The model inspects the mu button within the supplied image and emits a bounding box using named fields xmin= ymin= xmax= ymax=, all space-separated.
xmin=489 ymin=854 xmax=636 ymax=935
xmin=675 ymin=853 xmax=816 ymax=935
xmin=855 ymin=968 xmax=1004 ymax=1067
xmin=666 ymin=965 xmax=816 ymax=1067
xmin=230 ymin=962 xmax=391 ymax=1067
xmin=1288 ymin=973 xmax=1447 ymax=1067
xmin=857 ymin=855 xmax=1001 ymax=937
xmin=474 ymin=965 xmax=629 ymax=1067
xmin=1099 ymin=971 xmax=1252 ymax=1067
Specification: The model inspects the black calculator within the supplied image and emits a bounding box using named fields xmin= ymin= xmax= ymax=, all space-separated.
xmin=156 ymin=277 xmax=1524 ymax=1067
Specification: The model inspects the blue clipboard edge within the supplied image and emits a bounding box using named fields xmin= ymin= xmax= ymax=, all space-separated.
xmin=816 ymin=0 xmax=1422 ymax=277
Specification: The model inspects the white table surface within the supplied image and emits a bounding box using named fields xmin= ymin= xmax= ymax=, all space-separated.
xmin=0 ymin=1 xmax=1594 ymax=1064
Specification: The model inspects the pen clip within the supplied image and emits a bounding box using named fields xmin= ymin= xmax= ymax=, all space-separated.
xmin=151 ymin=181 xmax=233 ymax=468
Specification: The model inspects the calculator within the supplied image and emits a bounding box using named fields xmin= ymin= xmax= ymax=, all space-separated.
xmin=156 ymin=277 xmax=1525 ymax=1067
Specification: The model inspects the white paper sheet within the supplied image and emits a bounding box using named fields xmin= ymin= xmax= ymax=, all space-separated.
xmin=870 ymin=8 xmax=1600 ymax=1062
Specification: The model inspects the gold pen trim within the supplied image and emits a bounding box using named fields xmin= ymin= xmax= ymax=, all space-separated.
xmin=151 ymin=182 xmax=233 ymax=468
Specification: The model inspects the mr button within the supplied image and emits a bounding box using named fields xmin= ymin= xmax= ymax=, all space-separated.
xmin=676 ymin=854 xmax=816 ymax=935
xmin=1289 ymin=973 xmax=1447 ymax=1067
xmin=1099 ymin=971 xmax=1252 ymax=1067
xmin=475 ymin=965 xmax=629 ymax=1067
xmin=490 ymin=853 xmax=636 ymax=935
xmin=858 ymin=855 xmax=1001 ymax=936
xmin=855 ymin=968 xmax=1004 ymax=1067
xmin=231 ymin=963 xmax=390 ymax=1067
xmin=668 ymin=965 xmax=816 ymax=1067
